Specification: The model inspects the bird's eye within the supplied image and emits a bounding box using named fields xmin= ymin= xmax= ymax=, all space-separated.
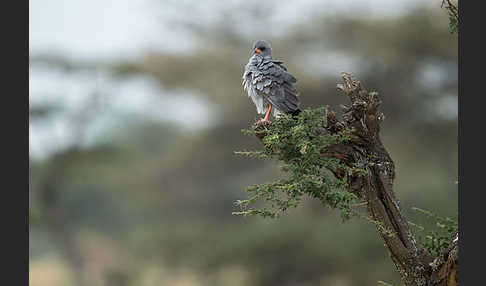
xmin=259 ymin=47 xmax=266 ymax=51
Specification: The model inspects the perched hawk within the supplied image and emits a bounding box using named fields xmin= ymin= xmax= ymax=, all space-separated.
xmin=242 ymin=40 xmax=301 ymax=124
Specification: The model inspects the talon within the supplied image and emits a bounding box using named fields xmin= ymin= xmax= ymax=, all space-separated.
xmin=255 ymin=118 xmax=272 ymax=126
xmin=254 ymin=105 xmax=273 ymax=126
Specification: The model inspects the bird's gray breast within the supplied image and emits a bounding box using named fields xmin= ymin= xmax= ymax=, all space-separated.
xmin=242 ymin=56 xmax=266 ymax=114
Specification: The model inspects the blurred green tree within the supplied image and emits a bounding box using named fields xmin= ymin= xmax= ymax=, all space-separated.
xmin=29 ymin=2 xmax=458 ymax=286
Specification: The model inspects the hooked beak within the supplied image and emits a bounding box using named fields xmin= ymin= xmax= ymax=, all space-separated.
xmin=254 ymin=48 xmax=262 ymax=54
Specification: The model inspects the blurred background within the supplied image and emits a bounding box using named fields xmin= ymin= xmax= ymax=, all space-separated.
xmin=29 ymin=0 xmax=458 ymax=285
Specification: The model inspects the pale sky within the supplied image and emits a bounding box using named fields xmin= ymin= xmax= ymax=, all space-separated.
xmin=29 ymin=0 xmax=432 ymax=60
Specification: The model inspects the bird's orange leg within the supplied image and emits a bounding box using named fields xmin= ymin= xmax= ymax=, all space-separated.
xmin=263 ymin=105 xmax=272 ymax=121
xmin=256 ymin=105 xmax=272 ymax=125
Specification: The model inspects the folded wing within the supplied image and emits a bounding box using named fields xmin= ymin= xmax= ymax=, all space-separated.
xmin=252 ymin=60 xmax=301 ymax=114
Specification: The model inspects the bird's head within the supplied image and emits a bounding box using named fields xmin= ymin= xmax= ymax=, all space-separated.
xmin=252 ymin=40 xmax=272 ymax=58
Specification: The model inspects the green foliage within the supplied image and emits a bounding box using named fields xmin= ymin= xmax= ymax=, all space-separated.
xmin=448 ymin=17 xmax=458 ymax=34
xmin=441 ymin=0 xmax=459 ymax=34
xmin=408 ymin=207 xmax=458 ymax=257
xmin=234 ymin=108 xmax=360 ymax=220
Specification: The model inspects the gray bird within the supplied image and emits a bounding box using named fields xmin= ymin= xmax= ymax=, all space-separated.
xmin=242 ymin=40 xmax=301 ymax=124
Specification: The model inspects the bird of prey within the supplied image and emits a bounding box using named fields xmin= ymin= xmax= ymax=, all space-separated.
xmin=242 ymin=40 xmax=301 ymax=124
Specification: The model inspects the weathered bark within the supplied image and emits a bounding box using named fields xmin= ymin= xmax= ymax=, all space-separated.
xmin=254 ymin=73 xmax=458 ymax=286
